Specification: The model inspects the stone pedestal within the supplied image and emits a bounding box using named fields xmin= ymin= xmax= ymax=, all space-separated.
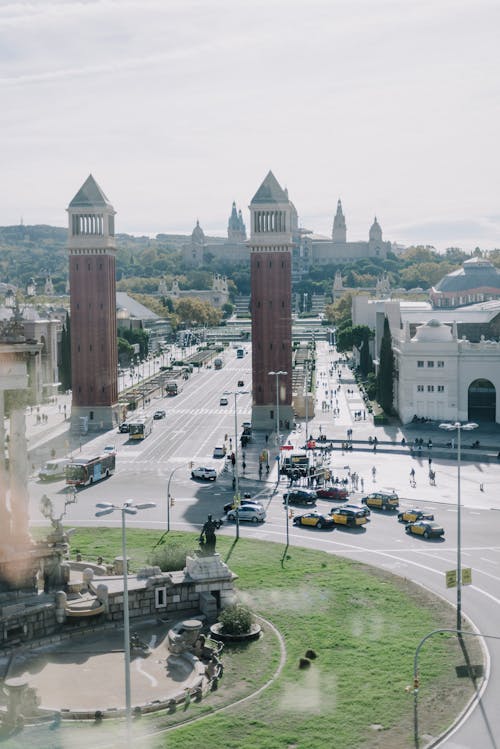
xmin=184 ymin=553 xmax=232 ymax=582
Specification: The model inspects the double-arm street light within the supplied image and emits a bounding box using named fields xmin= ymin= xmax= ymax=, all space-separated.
xmin=269 ymin=370 xmax=287 ymax=447
xmin=224 ymin=389 xmax=249 ymax=540
xmin=95 ymin=501 xmax=156 ymax=738
xmin=438 ymin=420 xmax=478 ymax=632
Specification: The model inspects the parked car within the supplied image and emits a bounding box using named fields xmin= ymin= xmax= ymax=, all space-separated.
xmin=398 ymin=508 xmax=434 ymax=523
xmin=316 ymin=486 xmax=348 ymax=501
xmin=330 ymin=506 xmax=368 ymax=527
xmin=191 ymin=466 xmax=217 ymax=481
xmin=361 ymin=490 xmax=399 ymax=511
xmin=405 ymin=520 xmax=445 ymax=539
xmin=227 ymin=505 xmax=266 ymax=523
xmin=118 ymin=422 xmax=130 ymax=433
xmin=213 ymin=446 xmax=227 ymax=458
xmin=224 ymin=498 xmax=263 ymax=514
xmin=283 ymin=489 xmax=317 ymax=507
xmin=219 ymin=397 xmax=229 ymax=406
xmin=292 ymin=512 xmax=334 ymax=529
xmin=153 ymin=410 xmax=166 ymax=419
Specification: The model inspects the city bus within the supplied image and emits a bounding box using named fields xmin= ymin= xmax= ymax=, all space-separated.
xmin=66 ymin=453 xmax=116 ymax=487
xmin=280 ymin=449 xmax=310 ymax=477
xmin=128 ymin=414 xmax=154 ymax=439
xmin=165 ymin=380 xmax=182 ymax=396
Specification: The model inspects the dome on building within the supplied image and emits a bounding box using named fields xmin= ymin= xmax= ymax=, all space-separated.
xmin=191 ymin=220 xmax=205 ymax=244
xmin=369 ymin=217 xmax=382 ymax=241
xmin=412 ymin=319 xmax=453 ymax=342
xmin=434 ymin=257 xmax=500 ymax=293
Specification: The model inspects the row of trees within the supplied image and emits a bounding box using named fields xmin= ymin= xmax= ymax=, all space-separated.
xmin=326 ymin=294 xmax=395 ymax=414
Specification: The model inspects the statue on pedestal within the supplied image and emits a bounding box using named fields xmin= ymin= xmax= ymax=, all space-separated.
xmin=198 ymin=515 xmax=222 ymax=556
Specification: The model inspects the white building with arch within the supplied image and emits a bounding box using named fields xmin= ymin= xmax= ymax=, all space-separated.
xmin=393 ymin=319 xmax=500 ymax=424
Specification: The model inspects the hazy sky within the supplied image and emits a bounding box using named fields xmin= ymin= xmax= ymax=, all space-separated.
xmin=2 ymin=0 xmax=500 ymax=250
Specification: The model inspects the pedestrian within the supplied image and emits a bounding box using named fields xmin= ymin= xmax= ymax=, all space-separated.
xmin=371 ymin=465 xmax=376 ymax=481
xmin=428 ymin=457 xmax=432 ymax=467
xmin=360 ymin=477 xmax=364 ymax=493
xmin=265 ymin=433 xmax=269 ymax=444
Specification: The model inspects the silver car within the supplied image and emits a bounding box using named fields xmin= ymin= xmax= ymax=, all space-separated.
xmin=227 ymin=505 xmax=266 ymax=523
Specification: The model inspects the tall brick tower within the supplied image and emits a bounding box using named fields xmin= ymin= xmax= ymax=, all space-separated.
xmin=249 ymin=171 xmax=295 ymax=432
xmin=67 ymin=175 xmax=119 ymax=432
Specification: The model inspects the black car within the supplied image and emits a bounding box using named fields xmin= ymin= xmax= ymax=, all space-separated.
xmin=118 ymin=422 xmax=130 ymax=433
xmin=283 ymin=489 xmax=317 ymax=507
xmin=153 ymin=410 xmax=166 ymax=420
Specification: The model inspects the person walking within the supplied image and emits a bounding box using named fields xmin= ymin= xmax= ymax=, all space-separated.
xmin=371 ymin=465 xmax=377 ymax=482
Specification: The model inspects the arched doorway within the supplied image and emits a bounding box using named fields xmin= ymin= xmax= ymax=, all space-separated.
xmin=468 ymin=379 xmax=496 ymax=422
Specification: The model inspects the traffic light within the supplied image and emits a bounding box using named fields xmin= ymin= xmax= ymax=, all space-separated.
xmin=289 ymin=509 xmax=294 ymax=519
xmin=170 ymin=496 xmax=175 ymax=507
xmin=413 ymin=676 xmax=419 ymax=690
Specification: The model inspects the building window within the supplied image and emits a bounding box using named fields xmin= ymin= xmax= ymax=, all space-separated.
xmin=437 ymin=361 xmax=444 ymax=367
xmin=437 ymin=385 xmax=444 ymax=392
xmin=155 ymin=587 xmax=167 ymax=608
xmin=427 ymin=385 xmax=434 ymax=392
xmin=427 ymin=361 xmax=434 ymax=367
xmin=417 ymin=385 xmax=424 ymax=392
xmin=417 ymin=361 xmax=424 ymax=368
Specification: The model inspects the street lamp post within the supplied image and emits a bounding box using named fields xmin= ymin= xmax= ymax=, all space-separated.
xmin=224 ymin=389 xmax=249 ymax=540
xmin=166 ymin=463 xmax=188 ymax=533
xmin=438 ymin=420 xmax=478 ymax=632
xmin=95 ymin=501 xmax=156 ymax=739
xmin=268 ymin=370 xmax=287 ymax=447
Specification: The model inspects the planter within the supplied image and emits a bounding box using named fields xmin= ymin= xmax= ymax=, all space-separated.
xmin=209 ymin=622 xmax=261 ymax=642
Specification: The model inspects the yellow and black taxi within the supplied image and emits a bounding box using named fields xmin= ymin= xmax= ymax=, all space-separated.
xmin=398 ymin=508 xmax=434 ymax=523
xmin=405 ymin=520 xmax=444 ymax=539
xmin=361 ymin=490 xmax=399 ymax=511
xmin=292 ymin=512 xmax=334 ymax=530
xmin=330 ymin=506 xmax=368 ymax=527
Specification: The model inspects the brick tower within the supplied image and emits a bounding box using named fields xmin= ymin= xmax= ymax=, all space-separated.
xmin=67 ymin=175 xmax=119 ymax=432
xmin=249 ymin=171 xmax=295 ymax=432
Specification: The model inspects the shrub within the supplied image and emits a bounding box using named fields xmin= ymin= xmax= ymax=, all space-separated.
xmin=148 ymin=540 xmax=194 ymax=572
xmin=218 ymin=603 xmax=254 ymax=635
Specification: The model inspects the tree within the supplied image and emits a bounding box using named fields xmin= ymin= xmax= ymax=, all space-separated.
xmin=376 ymin=316 xmax=394 ymax=414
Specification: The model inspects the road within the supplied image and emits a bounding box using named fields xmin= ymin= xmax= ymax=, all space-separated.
xmin=28 ymin=342 xmax=500 ymax=749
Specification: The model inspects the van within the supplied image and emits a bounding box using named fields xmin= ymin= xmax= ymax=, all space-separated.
xmin=39 ymin=458 xmax=71 ymax=482
xmin=213 ymin=446 xmax=227 ymax=458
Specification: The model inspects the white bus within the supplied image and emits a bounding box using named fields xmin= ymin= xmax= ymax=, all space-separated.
xmin=128 ymin=414 xmax=154 ymax=440
xmin=66 ymin=453 xmax=116 ymax=487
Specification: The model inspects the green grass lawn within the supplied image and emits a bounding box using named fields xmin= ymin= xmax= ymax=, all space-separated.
xmin=20 ymin=528 xmax=481 ymax=749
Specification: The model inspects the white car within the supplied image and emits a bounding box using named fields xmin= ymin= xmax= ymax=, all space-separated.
xmin=103 ymin=445 xmax=116 ymax=454
xmin=219 ymin=397 xmax=229 ymax=406
xmin=227 ymin=505 xmax=266 ymax=523
xmin=213 ymin=446 xmax=226 ymax=458
xmin=191 ymin=466 xmax=217 ymax=481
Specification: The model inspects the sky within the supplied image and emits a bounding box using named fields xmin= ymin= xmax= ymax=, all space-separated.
xmin=1 ymin=0 xmax=500 ymax=251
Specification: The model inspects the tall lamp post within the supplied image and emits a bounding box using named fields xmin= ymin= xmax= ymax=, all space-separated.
xmin=438 ymin=420 xmax=477 ymax=632
xmin=95 ymin=501 xmax=156 ymax=738
xmin=269 ymin=370 xmax=287 ymax=447
xmin=224 ymin=389 xmax=249 ymax=540
xmin=166 ymin=463 xmax=189 ymax=533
